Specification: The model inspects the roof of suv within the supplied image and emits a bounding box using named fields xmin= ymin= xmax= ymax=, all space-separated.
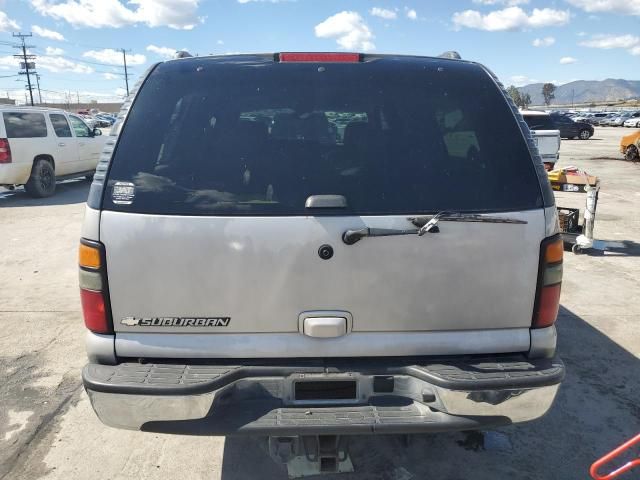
xmin=0 ymin=105 xmax=67 ymax=114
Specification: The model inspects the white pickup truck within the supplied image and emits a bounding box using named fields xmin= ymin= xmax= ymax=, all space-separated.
xmin=0 ymin=106 xmax=108 ymax=197
xmin=521 ymin=110 xmax=561 ymax=169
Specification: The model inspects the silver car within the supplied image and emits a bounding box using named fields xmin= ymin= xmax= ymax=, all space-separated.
xmin=79 ymin=53 xmax=564 ymax=456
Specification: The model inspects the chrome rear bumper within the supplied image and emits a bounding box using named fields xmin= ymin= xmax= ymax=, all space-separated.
xmin=83 ymin=356 xmax=564 ymax=435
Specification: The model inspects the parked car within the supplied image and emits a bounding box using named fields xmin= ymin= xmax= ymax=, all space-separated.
xmin=571 ymin=113 xmax=595 ymax=123
xmin=91 ymin=115 xmax=113 ymax=128
xmin=592 ymin=113 xmax=619 ymax=126
xmin=620 ymin=130 xmax=640 ymax=161
xmin=79 ymin=114 xmax=97 ymax=129
xmin=520 ymin=110 xmax=561 ymax=167
xmin=607 ymin=112 xmax=633 ymax=127
xmin=623 ymin=117 xmax=640 ymax=128
xmin=550 ymin=113 xmax=593 ymax=140
xmin=80 ymin=53 xmax=565 ymax=455
xmin=0 ymin=107 xmax=108 ymax=197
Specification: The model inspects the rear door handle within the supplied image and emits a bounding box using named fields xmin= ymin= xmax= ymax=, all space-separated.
xmin=78 ymin=142 xmax=85 ymax=146
xmin=58 ymin=142 xmax=66 ymax=147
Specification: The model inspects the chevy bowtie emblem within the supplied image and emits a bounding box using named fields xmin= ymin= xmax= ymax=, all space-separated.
xmin=121 ymin=317 xmax=231 ymax=327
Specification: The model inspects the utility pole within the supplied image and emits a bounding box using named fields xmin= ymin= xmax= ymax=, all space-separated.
xmin=76 ymin=90 xmax=80 ymax=107
xmin=35 ymin=74 xmax=42 ymax=104
xmin=121 ymin=49 xmax=130 ymax=96
xmin=12 ymin=32 xmax=36 ymax=106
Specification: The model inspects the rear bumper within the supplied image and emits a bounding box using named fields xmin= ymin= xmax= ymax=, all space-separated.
xmin=0 ymin=163 xmax=31 ymax=185
xmin=83 ymin=355 xmax=564 ymax=436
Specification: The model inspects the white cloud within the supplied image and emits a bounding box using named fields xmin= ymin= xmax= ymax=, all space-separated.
xmin=559 ymin=56 xmax=578 ymax=64
xmin=45 ymin=46 xmax=64 ymax=55
xmin=532 ymin=36 xmax=555 ymax=47
xmin=452 ymin=7 xmax=570 ymax=31
xmin=315 ymin=11 xmax=375 ymax=51
xmin=370 ymin=7 xmax=397 ymax=20
xmin=83 ymin=48 xmax=146 ymax=65
xmin=217 ymin=39 xmax=224 ymax=45
xmin=0 ymin=11 xmax=20 ymax=31
xmin=32 ymin=25 xmax=65 ymax=41
xmin=406 ymin=8 xmax=417 ymax=20
xmin=579 ymin=34 xmax=640 ymax=56
xmin=38 ymin=56 xmax=94 ymax=73
xmin=146 ymin=44 xmax=176 ymax=59
xmin=473 ymin=0 xmax=529 ymax=4
xmin=0 ymin=55 xmax=18 ymax=69
xmin=579 ymin=34 xmax=639 ymax=49
xmin=103 ymin=72 xmax=120 ymax=80
xmin=237 ymin=0 xmax=293 ymax=2
xmin=510 ymin=75 xmax=537 ymax=86
xmin=29 ymin=0 xmax=201 ymax=30
xmin=565 ymin=0 xmax=640 ymax=16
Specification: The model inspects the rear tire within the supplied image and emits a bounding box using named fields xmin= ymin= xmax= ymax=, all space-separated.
xmin=625 ymin=145 xmax=639 ymax=162
xmin=579 ymin=129 xmax=591 ymax=140
xmin=24 ymin=159 xmax=56 ymax=198
xmin=85 ymin=173 xmax=94 ymax=181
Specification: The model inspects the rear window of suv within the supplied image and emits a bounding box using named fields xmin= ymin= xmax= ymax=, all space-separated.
xmin=522 ymin=114 xmax=556 ymax=131
xmin=3 ymin=112 xmax=48 ymax=138
xmin=103 ymin=56 xmax=543 ymax=216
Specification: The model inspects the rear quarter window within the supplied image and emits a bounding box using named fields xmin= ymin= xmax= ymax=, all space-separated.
xmin=3 ymin=112 xmax=48 ymax=138
xmin=103 ymin=56 xmax=544 ymax=216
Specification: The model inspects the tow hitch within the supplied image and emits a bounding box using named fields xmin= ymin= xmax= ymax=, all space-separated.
xmin=269 ymin=435 xmax=354 ymax=477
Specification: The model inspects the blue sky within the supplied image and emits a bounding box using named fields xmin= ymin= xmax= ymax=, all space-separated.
xmin=0 ymin=0 xmax=638 ymax=104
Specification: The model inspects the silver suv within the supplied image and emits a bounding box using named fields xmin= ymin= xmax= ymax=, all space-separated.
xmin=79 ymin=53 xmax=564 ymax=452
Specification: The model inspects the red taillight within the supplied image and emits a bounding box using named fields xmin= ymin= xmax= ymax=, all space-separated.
xmin=0 ymin=138 xmax=12 ymax=164
xmin=532 ymin=236 xmax=563 ymax=329
xmin=278 ymin=52 xmax=361 ymax=63
xmin=80 ymin=288 xmax=109 ymax=333
xmin=79 ymin=239 xmax=112 ymax=334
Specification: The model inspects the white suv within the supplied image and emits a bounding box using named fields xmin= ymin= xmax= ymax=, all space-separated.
xmin=79 ymin=53 xmax=564 ymax=471
xmin=0 ymin=107 xmax=108 ymax=197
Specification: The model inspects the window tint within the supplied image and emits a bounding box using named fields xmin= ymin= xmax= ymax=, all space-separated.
xmin=3 ymin=112 xmax=47 ymax=138
xmin=522 ymin=114 xmax=556 ymax=130
xmin=49 ymin=114 xmax=72 ymax=137
xmin=104 ymin=57 xmax=542 ymax=216
xmin=69 ymin=115 xmax=90 ymax=137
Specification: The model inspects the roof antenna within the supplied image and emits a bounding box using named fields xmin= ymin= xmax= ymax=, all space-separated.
xmin=438 ymin=51 xmax=461 ymax=60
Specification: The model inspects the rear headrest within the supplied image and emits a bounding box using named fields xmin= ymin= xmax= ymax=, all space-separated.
xmin=271 ymin=113 xmax=297 ymax=139
xmin=300 ymin=112 xmax=330 ymax=142
xmin=343 ymin=121 xmax=370 ymax=149
xmin=236 ymin=120 xmax=268 ymax=145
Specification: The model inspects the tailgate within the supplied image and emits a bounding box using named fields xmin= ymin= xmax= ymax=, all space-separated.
xmin=102 ymin=209 xmax=545 ymax=335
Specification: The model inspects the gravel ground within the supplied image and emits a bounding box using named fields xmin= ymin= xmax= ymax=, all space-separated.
xmin=0 ymin=127 xmax=638 ymax=480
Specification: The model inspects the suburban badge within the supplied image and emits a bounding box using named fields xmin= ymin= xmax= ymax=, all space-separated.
xmin=121 ymin=317 xmax=231 ymax=327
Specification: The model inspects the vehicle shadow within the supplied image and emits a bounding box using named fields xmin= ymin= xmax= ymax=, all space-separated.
xmin=219 ymin=305 xmax=639 ymax=480
xmin=0 ymin=179 xmax=90 ymax=207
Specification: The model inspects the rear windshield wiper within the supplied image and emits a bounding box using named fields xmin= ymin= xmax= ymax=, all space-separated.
xmin=342 ymin=227 xmax=420 ymax=245
xmin=342 ymin=211 xmax=527 ymax=245
xmin=409 ymin=211 xmax=528 ymax=235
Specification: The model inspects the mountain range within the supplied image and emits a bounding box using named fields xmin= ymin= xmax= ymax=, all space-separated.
xmin=516 ymin=79 xmax=640 ymax=106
